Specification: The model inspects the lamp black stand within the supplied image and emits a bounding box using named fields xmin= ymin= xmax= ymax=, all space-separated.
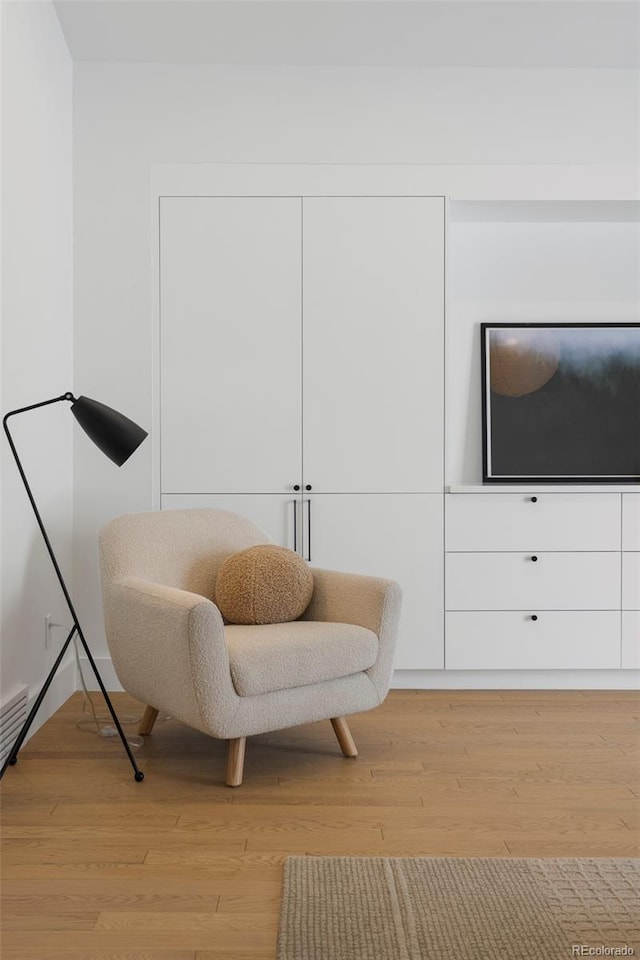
xmin=1 ymin=392 xmax=147 ymax=782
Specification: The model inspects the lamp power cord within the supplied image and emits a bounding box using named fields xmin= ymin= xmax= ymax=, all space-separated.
xmin=72 ymin=635 xmax=144 ymax=748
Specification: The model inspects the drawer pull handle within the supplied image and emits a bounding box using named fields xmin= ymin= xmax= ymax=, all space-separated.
xmin=305 ymin=484 xmax=312 ymax=491
xmin=293 ymin=484 xmax=300 ymax=491
xmin=530 ymin=496 xmax=538 ymax=503
xmin=530 ymin=614 xmax=538 ymax=621
xmin=531 ymin=555 xmax=538 ymax=562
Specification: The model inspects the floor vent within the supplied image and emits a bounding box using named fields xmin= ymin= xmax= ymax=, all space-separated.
xmin=0 ymin=686 xmax=28 ymax=763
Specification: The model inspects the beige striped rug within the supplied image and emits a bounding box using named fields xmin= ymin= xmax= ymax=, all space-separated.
xmin=278 ymin=856 xmax=640 ymax=960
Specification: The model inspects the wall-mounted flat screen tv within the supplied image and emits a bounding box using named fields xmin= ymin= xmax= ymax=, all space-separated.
xmin=481 ymin=322 xmax=640 ymax=483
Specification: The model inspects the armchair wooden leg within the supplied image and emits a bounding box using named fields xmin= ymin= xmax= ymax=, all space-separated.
xmin=331 ymin=717 xmax=358 ymax=758
xmin=138 ymin=706 xmax=159 ymax=736
xmin=226 ymin=737 xmax=246 ymax=787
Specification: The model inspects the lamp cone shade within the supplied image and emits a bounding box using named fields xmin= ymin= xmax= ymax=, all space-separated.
xmin=71 ymin=396 xmax=147 ymax=466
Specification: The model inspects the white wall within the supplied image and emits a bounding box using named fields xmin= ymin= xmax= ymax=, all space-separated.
xmin=1 ymin=1 xmax=74 ymax=716
xmin=73 ymin=62 xmax=639 ymax=661
xmin=447 ymin=213 xmax=640 ymax=484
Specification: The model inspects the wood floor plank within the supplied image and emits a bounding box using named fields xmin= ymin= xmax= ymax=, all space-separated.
xmin=230 ymin=790 xmax=424 ymax=806
xmin=94 ymin=911 xmax=278 ymax=932
xmin=1 ymin=949 xmax=197 ymax=960
xmin=0 ymin=929 xmax=277 ymax=953
xmin=0 ymin=844 xmax=149 ymax=866
xmin=1 ymin=912 xmax=98 ymax=931
xmin=504 ymin=837 xmax=640 ymax=856
xmin=1 ymin=877 xmax=278 ymax=901
xmin=579 ymin=690 xmax=640 ymax=699
xmin=526 ymin=704 xmax=640 ymax=717
xmin=1 ymin=688 xmax=636 ymax=959
xmin=512 ymin=783 xmax=639 ymax=801
xmin=217 ymin=894 xmax=282 ymax=914
xmin=1 ymin=891 xmax=219 ymax=913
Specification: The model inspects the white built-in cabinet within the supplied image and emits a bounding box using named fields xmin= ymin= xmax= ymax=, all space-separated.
xmin=443 ymin=200 xmax=639 ymax=679
xmin=159 ymin=195 xmax=446 ymax=669
xmin=444 ymin=490 xmax=638 ymax=671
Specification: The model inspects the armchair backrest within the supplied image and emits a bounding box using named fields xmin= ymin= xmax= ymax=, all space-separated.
xmin=99 ymin=509 xmax=271 ymax=599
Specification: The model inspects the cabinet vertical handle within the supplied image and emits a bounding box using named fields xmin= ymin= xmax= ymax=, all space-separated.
xmin=305 ymin=498 xmax=312 ymax=562
xmin=292 ymin=500 xmax=298 ymax=554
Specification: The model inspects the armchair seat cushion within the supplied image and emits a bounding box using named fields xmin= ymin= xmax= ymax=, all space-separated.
xmin=225 ymin=621 xmax=378 ymax=697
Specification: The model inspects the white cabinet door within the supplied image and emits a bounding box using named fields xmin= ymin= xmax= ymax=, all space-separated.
xmin=305 ymin=493 xmax=444 ymax=670
xmin=160 ymin=197 xmax=302 ymax=494
xmin=302 ymin=197 xmax=445 ymax=494
xmin=161 ymin=493 xmax=302 ymax=554
xmin=446 ymin=552 xmax=620 ymax=611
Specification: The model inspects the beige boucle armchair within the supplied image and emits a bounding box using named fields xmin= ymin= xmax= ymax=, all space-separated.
xmin=99 ymin=509 xmax=401 ymax=786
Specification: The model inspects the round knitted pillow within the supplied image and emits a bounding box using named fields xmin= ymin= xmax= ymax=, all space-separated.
xmin=215 ymin=544 xmax=314 ymax=625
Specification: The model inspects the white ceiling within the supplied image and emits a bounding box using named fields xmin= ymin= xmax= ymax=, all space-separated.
xmin=53 ymin=1 xmax=640 ymax=68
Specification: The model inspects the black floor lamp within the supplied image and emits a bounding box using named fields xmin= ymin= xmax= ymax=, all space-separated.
xmin=1 ymin=392 xmax=148 ymax=782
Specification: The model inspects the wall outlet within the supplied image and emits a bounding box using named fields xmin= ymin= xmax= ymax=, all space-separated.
xmin=44 ymin=615 xmax=66 ymax=649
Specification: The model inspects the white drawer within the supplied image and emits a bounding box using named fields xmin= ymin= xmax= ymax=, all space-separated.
xmin=446 ymin=493 xmax=620 ymax=552
xmin=622 ymin=495 xmax=640 ymax=550
xmin=446 ymin=611 xmax=621 ymax=670
xmin=622 ymin=611 xmax=640 ymax=669
xmin=622 ymin=553 xmax=640 ymax=610
xmin=445 ymin=552 xmax=620 ymax=611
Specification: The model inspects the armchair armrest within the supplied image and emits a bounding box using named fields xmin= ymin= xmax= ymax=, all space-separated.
xmin=103 ymin=577 xmax=239 ymax=737
xmin=303 ymin=568 xmax=401 ymax=633
xmin=303 ymin=568 xmax=402 ymax=701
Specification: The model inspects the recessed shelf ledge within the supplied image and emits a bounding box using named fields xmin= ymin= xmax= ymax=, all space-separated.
xmin=447 ymin=483 xmax=640 ymax=494
xmin=448 ymin=200 xmax=640 ymax=223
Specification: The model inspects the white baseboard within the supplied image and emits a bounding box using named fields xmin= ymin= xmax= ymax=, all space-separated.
xmin=79 ymin=655 xmax=640 ymax=693
xmin=392 ymin=669 xmax=640 ymax=690
xmin=24 ymin=657 xmax=77 ymax=743
xmin=77 ymin=656 xmax=123 ymax=693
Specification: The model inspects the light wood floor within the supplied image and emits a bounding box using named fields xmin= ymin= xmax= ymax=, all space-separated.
xmin=1 ymin=689 xmax=639 ymax=959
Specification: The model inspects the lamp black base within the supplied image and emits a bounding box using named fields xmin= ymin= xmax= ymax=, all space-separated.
xmin=0 ymin=622 xmax=144 ymax=783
